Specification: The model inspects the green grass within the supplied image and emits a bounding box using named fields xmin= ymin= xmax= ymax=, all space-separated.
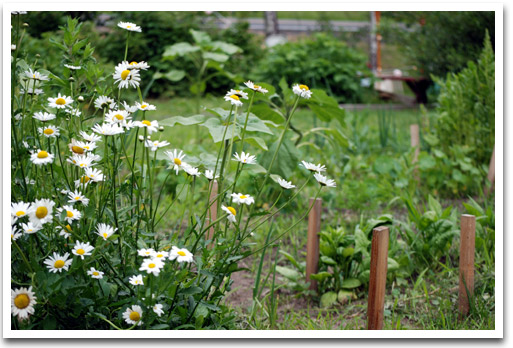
xmin=218 ymin=11 xmax=369 ymax=22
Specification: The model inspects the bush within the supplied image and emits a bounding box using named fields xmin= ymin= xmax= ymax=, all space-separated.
xmin=253 ymin=33 xmax=371 ymax=103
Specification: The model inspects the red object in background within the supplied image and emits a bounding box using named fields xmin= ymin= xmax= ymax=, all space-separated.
xmin=419 ymin=17 xmax=426 ymax=26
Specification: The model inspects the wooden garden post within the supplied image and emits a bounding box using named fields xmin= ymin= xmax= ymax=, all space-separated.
xmin=459 ymin=214 xmax=476 ymax=316
xmin=484 ymin=145 xmax=495 ymax=196
xmin=206 ymin=180 xmax=218 ymax=249
xmin=410 ymin=124 xmax=420 ymax=163
xmin=306 ymin=198 xmax=322 ymax=291
xmin=367 ymin=226 xmax=389 ymax=330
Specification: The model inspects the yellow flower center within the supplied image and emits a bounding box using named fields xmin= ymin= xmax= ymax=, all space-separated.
xmin=240 ymin=195 xmax=247 ymax=199
xmin=299 ymin=84 xmax=309 ymax=91
xmin=80 ymin=176 xmax=90 ymax=183
xmin=141 ymin=104 xmax=148 ymax=109
xmin=174 ymin=158 xmax=182 ymax=165
xmin=121 ymin=70 xmax=130 ymax=80
xmin=37 ymin=151 xmax=49 ymax=158
xmin=177 ymin=251 xmax=186 ymax=257
xmin=227 ymin=206 xmax=236 ymax=216
xmin=103 ymin=232 xmax=108 ymax=238
xmin=14 ymin=294 xmax=30 ymax=309
xmin=230 ymin=95 xmax=240 ymax=101
xmin=114 ymin=114 xmax=124 ymax=120
xmin=75 ymin=197 xmax=80 ymax=200
xmin=141 ymin=120 xmax=151 ymax=126
xmin=129 ymin=61 xmax=138 ymax=65
xmin=66 ymin=224 xmax=72 ymax=231
xmin=76 ymin=248 xmax=85 ymax=255
xmin=33 ymin=74 xmax=36 ymax=78
xmin=56 ymin=98 xmax=66 ymax=105
xmin=80 ymin=163 xmax=86 ymax=167
xmin=66 ymin=211 xmax=74 ymax=218
xmin=157 ymin=254 xmax=164 ymax=258
xmin=16 ymin=211 xmax=25 ymax=217
xmin=254 ymin=84 xmax=261 ymax=89
xmin=72 ymin=146 xmax=84 ymax=154
xmin=148 ymin=263 xmax=156 ymax=269
xmin=43 ymin=128 xmax=54 ymax=135
xmin=54 ymin=260 xmax=65 ymax=268
xmin=129 ymin=311 xmax=140 ymax=321
xmin=35 ymin=206 xmax=48 ymax=219
xmin=93 ymin=271 xmax=99 ymax=276
xmin=127 ymin=25 xmax=132 ymax=29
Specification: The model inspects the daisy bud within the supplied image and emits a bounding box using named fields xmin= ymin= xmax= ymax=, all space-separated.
xmin=23 ymin=23 xmax=29 ymax=27
xmin=138 ymin=135 xmax=144 ymax=142
xmin=69 ymin=77 xmax=75 ymax=81
xmin=159 ymin=126 xmax=164 ymax=132
xmin=78 ymin=96 xmax=84 ymax=102
xmin=147 ymin=135 xmax=151 ymax=139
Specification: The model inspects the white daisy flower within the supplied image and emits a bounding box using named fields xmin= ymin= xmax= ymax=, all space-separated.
xmin=96 ymin=223 xmax=117 ymax=241
xmin=38 ymin=125 xmax=60 ymax=138
xmin=94 ymin=95 xmax=116 ymax=110
xmin=12 ymin=44 xmax=16 ymax=51
xmin=135 ymin=101 xmax=156 ymax=111
xmin=233 ymin=152 xmax=257 ymax=165
xmin=231 ymin=193 xmax=255 ymax=205
xmin=64 ymin=107 xmax=82 ymax=117
xmin=225 ymin=89 xmax=249 ymax=100
xmin=204 ymin=170 xmax=219 ymax=181
xmin=21 ymin=87 xmax=44 ymax=95
xmin=292 ymin=84 xmax=313 ymax=99
xmin=129 ymin=274 xmax=144 ymax=286
xmin=153 ymin=303 xmax=164 ymax=317
xmin=224 ymin=93 xmax=243 ymax=106
xmin=121 ymin=101 xmax=138 ymax=113
xmin=14 ymin=113 xmax=24 ymax=121
xmin=33 ymin=112 xmax=56 ymax=122
xmin=222 ymin=205 xmax=237 ymax=223
xmin=128 ymin=61 xmax=150 ymax=70
xmin=57 ymin=224 xmax=73 ymax=238
xmin=314 ymin=173 xmax=336 ymax=188
xmin=300 ymin=161 xmax=326 ymax=173
xmin=11 ymin=226 xmax=22 ymax=243
xmin=25 ymin=68 xmax=49 ymax=81
xmin=30 ymin=149 xmax=54 ymax=165
xmin=44 ymin=252 xmax=73 ymax=273
xmin=277 ymin=178 xmax=296 ymax=189
xmin=105 ymin=110 xmax=131 ymax=124
xmin=138 ymin=248 xmax=156 ymax=257
xmin=87 ymin=267 xmax=104 ymax=279
xmin=68 ymin=153 xmax=96 ymax=169
xmin=150 ymin=250 xmax=169 ymax=261
xmin=79 ymin=131 xmax=102 ymax=143
xmin=68 ymin=139 xmax=87 ymax=155
xmin=165 ymin=149 xmax=187 ymax=174
xmin=11 ymin=287 xmax=37 ymax=321
xmin=48 ymin=93 xmax=73 ymax=109
xmin=11 ymin=201 xmax=31 ymax=219
xmin=84 ymin=168 xmax=105 ymax=182
xmin=183 ymin=164 xmax=201 ymax=177
xmin=67 ymin=190 xmax=89 ymax=206
xmin=22 ymin=141 xmax=30 ymax=149
xmin=58 ymin=205 xmax=82 ymax=223
xmin=139 ymin=258 xmax=165 ymax=275
xmin=64 ymin=64 xmax=81 ymax=70
xmin=92 ymin=123 xmax=125 ymax=136
xmin=134 ymin=119 xmax=158 ymax=134
xmin=113 ymin=62 xmax=141 ymax=89
xmin=20 ymin=222 xmax=43 ymax=234
xmin=123 ymin=305 xmax=143 ymax=327
xmin=169 ymin=246 xmax=194 ymax=263
xmin=244 ymin=80 xmax=268 ymax=94
xmin=28 ymin=198 xmax=55 ymax=225
xmin=144 ymin=140 xmax=170 ymax=151
xmin=118 ymin=21 xmax=142 ymax=32
xmin=72 ymin=241 xmax=94 ymax=260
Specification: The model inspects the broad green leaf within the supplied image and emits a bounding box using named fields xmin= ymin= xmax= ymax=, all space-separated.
xmin=341 ymin=247 xmax=355 ymax=258
xmin=418 ymin=153 xmax=436 ymax=170
xmin=309 ymin=272 xmax=332 ymax=282
xmin=307 ymin=89 xmax=346 ymax=123
xmin=200 ymin=117 xmax=239 ymax=143
xmin=320 ymin=291 xmax=338 ymax=308
xmin=387 ymin=257 xmax=400 ymax=272
xmin=160 ymin=114 xmax=206 ymax=127
xmin=259 ymin=138 xmax=300 ymax=179
xmin=338 ymin=290 xmax=354 ymax=303
xmin=341 ymin=278 xmax=361 ymax=289
xmin=276 ymin=266 xmax=300 ymax=280
xmin=203 ymin=52 xmax=229 ymax=63
xmin=279 ymin=250 xmax=300 ymax=269
xmin=320 ymin=256 xmax=337 ymax=265
xmin=154 ymin=69 xmax=186 ymax=82
xmin=190 ymin=80 xmax=207 ymax=95
xmin=211 ymin=41 xmax=242 ymax=55
xmin=162 ymin=42 xmax=200 ymax=58
xmin=190 ymin=29 xmax=211 ymax=45
xmin=250 ymin=104 xmax=285 ymax=124
xmin=245 ymin=136 xmax=268 ymax=151
xmin=428 ymin=195 xmax=442 ymax=216
xmin=240 ymin=113 xmax=273 ymax=135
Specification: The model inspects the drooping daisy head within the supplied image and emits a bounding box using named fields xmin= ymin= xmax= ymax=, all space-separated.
xmin=87 ymin=267 xmax=104 ymax=279
xmin=94 ymin=95 xmax=116 ymax=110
xmin=169 ymin=246 xmax=194 ymax=263
xmin=153 ymin=303 xmax=164 ymax=317
xmin=11 ymin=201 xmax=31 ymax=219
xmin=25 ymin=68 xmax=49 ymax=81
xmin=123 ymin=305 xmax=143 ymax=327
xmin=231 ymin=193 xmax=255 ymax=206
xmin=38 ymin=125 xmax=60 ymax=138
xmin=244 ymin=81 xmax=268 ymax=94
xmin=118 ymin=21 xmax=142 ymax=32
xmin=204 ymin=170 xmax=219 ymax=181
xmin=222 ymin=205 xmax=237 ymax=223
xmin=33 ymin=112 xmax=56 ymax=122
xmin=96 ymin=223 xmax=117 ymax=241
xmin=48 ymin=93 xmax=73 ymax=109
xmin=113 ymin=62 xmax=141 ymax=89
xmin=30 ymin=149 xmax=55 ymax=166
xmin=64 ymin=107 xmax=82 ymax=118
xmin=183 ymin=164 xmax=201 ymax=177
xmin=28 ymin=199 xmax=55 ymax=225
xmin=11 ymin=286 xmax=37 ymax=321
xmin=233 ymin=152 xmax=257 ymax=165
xmin=72 ymin=241 xmax=94 ymax=260
xmin=292 ymin=84 xmax=313 ymax=99
xmin=11 ymin=226 xmax=22 ymax=243
xmin=314 ymin=173 xmax=336 ymax=188
xmin=129 ymin=274 xmax=144 ymax=286
xmin=139 ymin=258 xmax=165 ymax=275
xmin=44 ymin=252 xmax=72 ymax=273
xmin=300 ymin=161 xmax=326 ymax=173
xmin=277 ymin=178 xmax=296 ymax=190
xmin=21 ymin=87 xmax=44 ymax=95
xmin=165 ymin=149 xmax=187 ymax=175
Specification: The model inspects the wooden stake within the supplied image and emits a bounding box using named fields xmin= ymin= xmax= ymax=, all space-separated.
xmin=484 ymin=145 xmax=495 ymax=196
xmin=306 ymin=198 xmax=322 ymax=291
xmin=410 ymin=124 xmax=420 ymax=163
xmin=206 ymin=180 xmax=218 ymax=249
xmin=367 ymin=226 xmax=389 ymax=330
xmin=459 ymin=214 xmax=476 ymax=316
